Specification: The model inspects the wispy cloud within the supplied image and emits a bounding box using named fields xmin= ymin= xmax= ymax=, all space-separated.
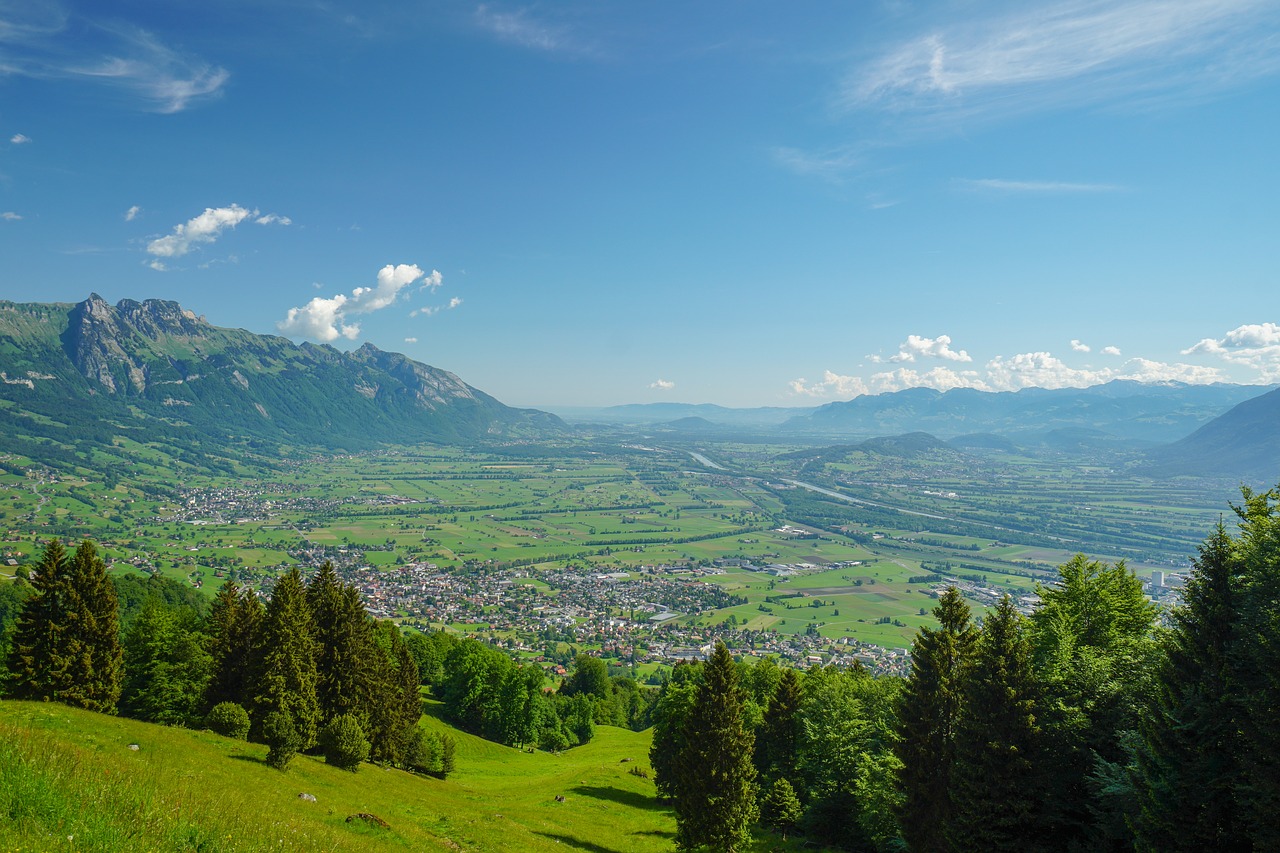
xmin=474 ymin=4 xmax=585 ymax=55
xmin=9 ymin=133 xmax=30 ymax=144
xmin=956 ymin=178 xmax=1122 ymax=193
xmin=841 ymin=0 xmax=1280 ymax=128
xmin=124 ymin=205 xmax=140 ymax=221
xmin=146 ymin=204 xmax=288 ymax=264
xmin=1 ymin=211 xmax=22 ymax=221
xmin=772 ymin=145 xmax=866 ymax=181
xmin=0 ymin=10 xmax=228 ymax=113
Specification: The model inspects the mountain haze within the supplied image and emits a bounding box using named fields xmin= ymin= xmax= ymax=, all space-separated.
xmin=0 ymin=295 xmax=561 ymax=464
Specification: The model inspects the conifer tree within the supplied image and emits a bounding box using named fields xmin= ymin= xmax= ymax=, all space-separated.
xmin=895 ymin=586 xmax=976 ymax=852
xmin=204 ymin=581 xmax=262 ymax=711
xmin=1132 ymin=523 xmax=1248 ymax=852
xmin=251 ymin=567 xmax=320 ymax=750
xmin=673 ymin=642 xmax=757 ymax=853
xmin=755 ymin=665 xmax=803 ymax=791
xmin=308 ymin=564 xmax=373 ymax=724
xmin=1227 ymin=488 xmax=1280 ymax=849
xmin=7 ymin=539 xmax=122 ymax=713
xmin=948 ymin=596 xmax=1045 ymax=853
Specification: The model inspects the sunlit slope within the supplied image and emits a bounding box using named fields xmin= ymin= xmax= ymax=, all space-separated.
xmin=0 ymin=701 xmax=672 ymax=853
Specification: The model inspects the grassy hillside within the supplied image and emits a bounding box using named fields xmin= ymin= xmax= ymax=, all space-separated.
xmin=0 ymin=700 xmax=685 ymax=853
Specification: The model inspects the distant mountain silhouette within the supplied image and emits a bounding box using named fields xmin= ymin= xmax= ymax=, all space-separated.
xmin=1143 ymin=387 xmax=1280 ymax=483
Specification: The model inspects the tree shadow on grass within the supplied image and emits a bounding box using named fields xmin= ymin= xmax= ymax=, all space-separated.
xmin=533 ymin=832 xmax=623 ymax=853
xmin=631 ymin=829 xmax=675 ymax=839
xmin=227 ymin=754 xmax=265 ymax=765
xmin=570 ymin=785 xmax=667 ymax=812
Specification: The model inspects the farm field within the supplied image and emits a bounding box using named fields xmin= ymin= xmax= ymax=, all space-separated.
xmin=0 ymin=435 xmax=1230 ymax=657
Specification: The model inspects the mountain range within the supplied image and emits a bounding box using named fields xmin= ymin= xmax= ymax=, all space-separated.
xmin=0 ymin=295 xmax=561 ymax=467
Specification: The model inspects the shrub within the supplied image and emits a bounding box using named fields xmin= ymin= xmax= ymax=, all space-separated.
xmin=205 ymin=702 xmax=250 ymax=740
xmin=319 ymin=714 xmax=370 ymax=771
xmin=263 ymin=711 xmax=300 ymax=770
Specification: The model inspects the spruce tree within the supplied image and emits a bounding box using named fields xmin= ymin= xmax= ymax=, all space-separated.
xmin=204 ymin=581 xmax=263 ymax=711
xmin=251 ymin=567 xmax=320 ymax=750
xmin=948 ymin=596 xmax=1046 ymax=853
xmin=895 ymin=586 xmax=976 ymax=852
xmin=1228 ymin=488 xmax=1280 ymax=849
xmin=308 ymin=564 xmax=373 ymax=724
xmin=7 ymin=539 xmax=121 ymax=713
xmin=673 ymin=642 xmax=757 ymax=853
xmin=755 ymin=666 xmax=803 ymax=791
xmin=1132 ymin=523 xmax=1248 ymax=852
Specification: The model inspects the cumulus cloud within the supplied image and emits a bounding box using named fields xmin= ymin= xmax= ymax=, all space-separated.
xmin=1 ymin=211 xmax=22 ymax=221
xmin=1071 ymin=339 xmax=1091 ymax=352
xmin=146 ymin=204 xmax=289 ymax=262
xmin=1102 ymin=345 xmax=1122 ymax=356
xmin=448 ymin=296 xmax=463 ymax=309
xmin=649 ymin=379 xmax=675 ymax=391
xmin=873 ymin=334 xmax=972 ymax=364
xmin=10 ymin=133 xmax=31 ymax=144
xmin=792 ymin=351 xmax=1226 ymax=398
xmin=1183 ymin=322 xmax=1280 ymax=380
xmin=420 ymin=269 xmax=444 ymax=291
xmin=278 ymin=263 xmax=432 ymax=342
xmin=124 ymin=205 xmax=141 ymax=221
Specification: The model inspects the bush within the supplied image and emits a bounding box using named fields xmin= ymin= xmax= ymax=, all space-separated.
xmin=319 ymin=714 xmax=370 ymax=771
xmin=263 ymin=711 xmax=300 ymax=770
xmin=205 ymin=702 xmax=250 ymax=740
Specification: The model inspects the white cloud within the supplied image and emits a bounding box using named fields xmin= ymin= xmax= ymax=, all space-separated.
xmin=420 ymin=270 xmax=443 ymax=291
xmin=1 ymin=211 xmax=22 ymax=221
xmin=772 ymin=145 xmax=865 ymax=181
xmin=1101 ymin=345 xmax=1122 ymax=356
xmin=649 ymin=379 xmax=675 ymax=391
xmin=842 ymin=0 xmax=1280 ymax=128
xmin=882 ymin=334 xmax=972 ymax=363
xmin=278 ymin=263 xmax=432 ymax=342
xmin=448 ymin=296 xmax=463 ymax=309
xmin=124 ymin=205 xmax=141 ymax=221
xmin=146 ymin=204 xmax=289 ymax=262
xmin=1183 ymin=322 xmax=1280 ymax=380
xmin=404 ymin=337 xmax=418 ymax=344
xmin=0 ymin=13 xmax=229 ymax=113
xmin=474 ymin=5 xmax=579 ymax=53
xmin=9 ymin=133 xmax=31 ymax=144
xmin=147 ymin=259 xmax=166 ymax=271
xmin=957 ymin=178 xmax=1121 ymax=193
xmin=1071 ymin=339 xmax=1091 ymax=352
xmin=792 ymin=350 xmax=1227 ymax=398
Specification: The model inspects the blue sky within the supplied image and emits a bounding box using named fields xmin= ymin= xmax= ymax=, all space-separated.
xmin=2 ymin=0 xmax=1279 ymax=407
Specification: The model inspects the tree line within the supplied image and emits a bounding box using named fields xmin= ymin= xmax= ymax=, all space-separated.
xmin=649 ymin=487 xmax=1280 ymax=851
xmin=2 ymin=544 xmax=451 ymax=776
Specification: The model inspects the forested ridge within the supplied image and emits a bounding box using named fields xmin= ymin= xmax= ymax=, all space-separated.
xmin=3 ymin=485 xmax=1280 ymax=851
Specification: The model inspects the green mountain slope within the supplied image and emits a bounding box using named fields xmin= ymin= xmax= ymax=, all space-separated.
xmin=0 ymin=295 xmax=563 ymax=468
xmin=0 ymin=700 xmax=673 ymax=853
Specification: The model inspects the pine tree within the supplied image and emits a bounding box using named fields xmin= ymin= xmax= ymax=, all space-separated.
xmin=1227 ymin=488 xmax=1280 ymax=850
xmin=895 ymin=586 xmax=976 ymax=852
xmin=308 ymin=564 xmax=373 ymax=724
xmin=948 ymin=596 xmax=1046 ymax=853
xmin=7 ymin=539 xmax=122 ymax=713
xmin=1132 ymin=523 xmax=1248 ymax=852
xmin=673 ymin=642 xmax=757 ymax=853
xmin=755 ymin=666 xmax=803 ymax=791
xmin=251 ymin=568 xmax=320 ymax=750
xmin=204 ymin=581 xmax=263 ymax=711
